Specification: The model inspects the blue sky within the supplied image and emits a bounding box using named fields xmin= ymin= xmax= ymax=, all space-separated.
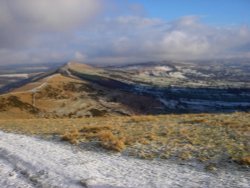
xmin=0 ymin=0 xmax=250 ymax=64
xmin=127 ymin=0 xmax=250 ymax=25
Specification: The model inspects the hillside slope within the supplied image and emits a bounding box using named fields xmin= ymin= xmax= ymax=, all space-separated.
xmin=0 ymin=62 xmax=165 ymax=118
xmin=0 ymin=61 xmax=250 ymax=118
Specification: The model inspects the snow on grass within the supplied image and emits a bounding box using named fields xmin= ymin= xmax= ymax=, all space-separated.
xmin=169 ymin=72 xmax=186 ymax=79
xmin=158 ymin=98 xmax=179 ymax=109
xmin=0 ymin=131 xmax=249 ymax=188
xmin=154 ymin=66 xmax=172 ymax=72
xmin=0 ymin=74 xmax=29 ymax=78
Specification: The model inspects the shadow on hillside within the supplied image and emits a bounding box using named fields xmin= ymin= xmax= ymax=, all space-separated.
xmin=1 ymin=68 xmax=249 ymax=116
xmin=67 ymin=69 xmax=250 ymax=114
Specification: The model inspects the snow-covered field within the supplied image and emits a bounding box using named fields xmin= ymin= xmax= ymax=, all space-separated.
xmin=0 ymin=131 xmax=249 ymax=188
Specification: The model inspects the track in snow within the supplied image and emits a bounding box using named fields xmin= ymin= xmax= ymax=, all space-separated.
xmin=0 ymin=131 xmax=249 ymax=188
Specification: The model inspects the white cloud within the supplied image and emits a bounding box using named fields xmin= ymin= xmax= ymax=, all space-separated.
xmin=161 ymin=31 xmax=210 ymax=56
xmin=0 ymin=0 xmax=101 ymax=49
xmin=74 ymin=51 xmax=88 ymax=61
xmin=0 ymin=1 xmax=250 ymax=65
xmin=83 ymin=16 xmax=250 ymax=63
xmin=0 ymin=0 xmax=101 ymax=29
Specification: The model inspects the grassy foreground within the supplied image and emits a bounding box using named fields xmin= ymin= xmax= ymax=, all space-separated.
xmin=0 ymin=112 xmax=249 ymax=166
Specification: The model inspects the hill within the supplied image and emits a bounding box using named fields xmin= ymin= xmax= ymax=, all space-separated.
xmin=0 ymin=62 xmax=166 ymax=118
xmin=0 ymin=61 xmax=249 ymax=118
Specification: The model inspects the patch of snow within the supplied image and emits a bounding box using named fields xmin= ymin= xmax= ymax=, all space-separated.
xmin=159 ymin=98 xmax=178 ymax=109
xmin=141 ymin=66 xmax=172 ymax=77
xmin=180 ymin=69 xmax=213 ymax=78
xmin=154 ymin=66 xmax=172 ymax=72
xmin=21 ymin=67 xmax=49 ymax=71
xmin=123 ymin=66 xmax=140 ymax=70
xmin=169 ymin=72 xmax=186 ymax=79
xmin=0 ymin=74 xmax=29 ymax=78
xmin=182 ymin=99 xmax=250 ymax=107
xmin=181 ymin=69 xmax=198 ymax=74
xmin=0 ymin=131 xmax=249 ymax=188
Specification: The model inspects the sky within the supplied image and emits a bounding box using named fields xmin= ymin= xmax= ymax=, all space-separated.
xmin=127 ymin=0 xmax=250 ymax=25
xmin=0 ymin=0 xmax=250 ymax=65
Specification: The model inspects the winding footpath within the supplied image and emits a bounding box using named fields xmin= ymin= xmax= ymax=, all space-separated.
xmin=0 ymin=131 xmax=249 ymax=188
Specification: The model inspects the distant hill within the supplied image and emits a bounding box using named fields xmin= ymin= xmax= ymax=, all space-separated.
xmin=0 ymin=61 xmax=249 ymax=118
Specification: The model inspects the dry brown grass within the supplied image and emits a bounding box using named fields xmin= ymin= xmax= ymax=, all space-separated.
xmin=0 ymin=112 xmax=249 ymax=165
xmin=61 ymin=127 xmax=80 ymax=144
xmin=97 ymin=131 xmax=125 ymax=152
xmin=61 ymin=124 xmax=125 ymax=152
xmin=238 ymin=156 xmax=250 ymax=165
xmin=130 ymin=115 xmax=157 ymax=122
xmin=80 ymin=125 xmax=112 ymax=133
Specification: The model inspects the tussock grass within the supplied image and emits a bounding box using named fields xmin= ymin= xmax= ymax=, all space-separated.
xmin=80 ymin=125 xmax=112 ymax=133
xmin=61 ymin=127 xmax=80 ymax=144
xmin=0 ymin=112 xmax=249 ymax=165
xmin=62 ymin=125 xmax=125 ymax=152
xmin=239 ymin=156 xmax=250 ymax=165
xmin=98 ymin=131 xmax=125 ymax=152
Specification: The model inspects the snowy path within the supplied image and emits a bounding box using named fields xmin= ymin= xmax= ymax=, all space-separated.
xmin=0 ymin=131 xmax=249 ymax=188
